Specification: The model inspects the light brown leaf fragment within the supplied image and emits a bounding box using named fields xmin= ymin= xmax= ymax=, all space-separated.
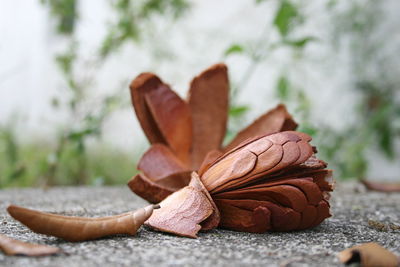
xmin=189 ymin=172 xmax=220 ymax=230
xmin=338 ymin=242 xmax=399 ymax=267
xmin=368 ymin=220 xmax=389 ymax=232
xmin=145 ymin=185 xmax=214 ymax=238
xmin=362 ymin=180 xmax=400 ymax=192
xmin=188 ymin=63 xmax=229 ymax=169
xmin=0 ymin=234 xmax=60 ymax=256
xmin=7 ymin=205 xmax=156 ymax=242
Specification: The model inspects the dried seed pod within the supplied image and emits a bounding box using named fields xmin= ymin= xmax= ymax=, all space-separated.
xmin=142 ymin=131 xmax=333 ymax=237
xmin=0 ymin=234 xmax=60 ymax=256
xmin=7 ymin=204 xmax=157 ymax=242
xmin=127 ymin=64 xmax=333 ymax=238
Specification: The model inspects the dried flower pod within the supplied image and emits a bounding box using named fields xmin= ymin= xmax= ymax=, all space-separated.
xmin=128 ymin=63 xmax=298 ymax=203
xmin=0 ymin=234 xmax=60 ymax=256
xmin=127 ymin=63 xmax=333 ymax=237
xmin=7 ymin=204 xmax=157 ymax=242
xmin=145 ymin=131 xmax=334 ymax=237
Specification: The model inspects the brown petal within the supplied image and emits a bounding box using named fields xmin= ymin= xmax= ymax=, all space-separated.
xmin=197 ymin=150 xmax=224 ymax=177
xmin=214 ymin=199 xmax=271 ymax=233
xmin=297 ymin=205 xmax=318 ymax=230
xmin=138 ymin=144 xmax=189 ymax=181
xmin=292 ymin=140 xmax=314 ymax=166
xmin=241 ymin=177 xmax=323 ymax=205
xmin=214 ymin=141 xmax=298 ymax=193
xmin=128 ymin=171 xmax=191 ymax=204
xmin=224 ymin=104 xmax=297 ymax=151
xmin=130 ymin=73 xmax=166 ymax=144
xmin=338 ymin=242 xmax=399 ymax=267
xmin=202 ymin=149 xmax=257 ymax=192
xmin=272 ymin=169 xmax=334 ymax=192
xmin=0 ymin=234 xmax=60 ymax=256
xmin=214 ymin=184 xmax=308 ymax=212
xmin=145 ymin=186 xmax=214 ymax=238
xmin=203 ymin=132 xmax=314 ymax=194
xmin=362 ymin=180 xmax=400 ymax=192
xmin=128 ymin=174 xmax=175 ymax=204
xmin=189 ymin=173 xmax=220 ymax=230
xmin=188 ymin=63 xmax=229 ymax=169
xmin=215 ymin=199 xmax=302 ymax=232
xmin=145 ymin=85 xmax=192 ymax=164
xmin=309 ymin=200 xmax=331 ymax=228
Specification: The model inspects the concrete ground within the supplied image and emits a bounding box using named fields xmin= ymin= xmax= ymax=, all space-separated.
xmin=0 ymin=182 xmax=399 ymax=267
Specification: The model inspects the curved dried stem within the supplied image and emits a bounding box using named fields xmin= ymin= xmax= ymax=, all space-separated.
xmin=7 ymin=204 xmax=157 ymax=242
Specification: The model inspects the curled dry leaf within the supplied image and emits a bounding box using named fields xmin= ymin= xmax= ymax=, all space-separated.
xmin=338 ymin=242 xmax=399 ymax=267
xmin=146 ymin=172 xmax=221 ymax=238
xmin=127 ymin=63 xmax=334 ymax=237
xmin=362 ymin=180 xmax=400 ymax=193
xmin=128 ymin=63 xmax=299 ymax=203
xmin=7 ymin=204 xmax=157 ymax=242
xmin=0 ymin=233 xmax=60 ymax=256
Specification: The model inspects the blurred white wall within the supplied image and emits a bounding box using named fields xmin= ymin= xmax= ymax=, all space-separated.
xmin=1 ymin=0 xmax=399 ymax=180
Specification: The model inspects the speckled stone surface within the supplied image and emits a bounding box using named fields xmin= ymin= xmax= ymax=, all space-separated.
xmin=0 ymin=183 xmax=399 ymax=267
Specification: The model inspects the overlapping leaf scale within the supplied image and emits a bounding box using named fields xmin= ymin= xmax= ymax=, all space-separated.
xmin=201 ymin=131 xmax=314 ymax=193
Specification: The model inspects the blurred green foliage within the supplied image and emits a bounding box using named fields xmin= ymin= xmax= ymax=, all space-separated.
xmin=0 ymin=129 xmax=140 ymax=187
xmin=0 ymin=0 xmax=189 ymax=188
xmin=225 ymin=0 xmax=400 ymax=180
xmin=1 ymin=0 xmax=398 ymax=187
xmin=41 ymin=0 xmax=77 ymax=34
xmin=100 ymin=0 xmax=189 ymax=57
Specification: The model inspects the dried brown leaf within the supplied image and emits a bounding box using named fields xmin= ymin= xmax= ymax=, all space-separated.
xmin=338 ymin=242 xmax=399 ymax=267
xmin=362 ymin=180 xmax=400 ymax=193
xmin=7 ymin=205 xmax=156 ymax=242
xmin=0 ymin=234 xmax=60 ymax=256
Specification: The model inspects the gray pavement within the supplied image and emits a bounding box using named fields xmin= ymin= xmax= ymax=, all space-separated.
xmin=0 ymin=182 xmax=399 ymax=267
